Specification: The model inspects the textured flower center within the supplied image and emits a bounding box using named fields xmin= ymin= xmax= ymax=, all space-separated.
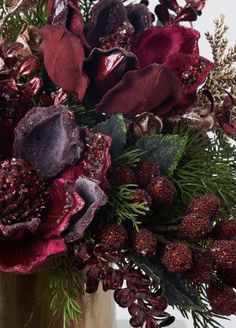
xmin=178 ymin=59 xmax=206 ymax=89
xmin=0 ymin=158 xmax=48 ymax=225
xmin=98 ymin=24 xmax=134 ymax=51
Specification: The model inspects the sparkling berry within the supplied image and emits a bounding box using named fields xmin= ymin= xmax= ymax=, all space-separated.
xmin=147 ymin=177 xmax=174 ymax=207
xmin=136 ymin=160 xmax=160 ymax=187
xmin=178 ymin=213 xmax=210 ymax=240
xmin=184 ymin=255 xmax=214 ymax=284
xmin=111 ymin=166 xmax=136 ymax=186
xmin=133 ymin=189 xmax=152 ymax=208
xmin=187 ymin=194 xmax=221 ymax=220
xmin=162 ymin=243 xmax=193 ymax=272
xmin=101 ymin=223 xmax=128 ymax=251
xmin=213 ymin=217 xmax=236 ymax=240
xmin=207 ymin=282 xmax=236 ymax=315
xmin=132 ymin=228 xmax=157 ymax=256
xmin=209 ymin=240 xmax=236 ymax=268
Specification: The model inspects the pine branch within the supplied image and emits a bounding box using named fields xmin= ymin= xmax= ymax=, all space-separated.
xmin=107 ymin=184 xmax=149 ymax=230
xmin=170 ymin=128 xmax=236 ymax=217
xmin=113 ymin=148 xmax=146 ymax=168
xmin=48 ymin=254 xmax=84 ymax=328
xmin=79 ymin=0 xmax=97 ymax=22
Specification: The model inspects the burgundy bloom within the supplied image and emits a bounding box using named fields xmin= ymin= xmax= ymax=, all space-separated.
xmin=96 ymin=64 xmax=182 ymax=117
xmin=85 ymin=47 xmax=138 ymax=101
xmin=39 ymin=24 xmax=88 ymax=102
xmin=14 ymin=105 xmax=84 ymax=179
xmin=0 ymin=166 xmax=84 ymax=273
xmin=132 ymin=26 xmax=200 ymax=68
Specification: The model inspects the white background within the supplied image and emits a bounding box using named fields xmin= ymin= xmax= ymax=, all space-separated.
xmin=117 ymin=0 xmax=236 ymax=327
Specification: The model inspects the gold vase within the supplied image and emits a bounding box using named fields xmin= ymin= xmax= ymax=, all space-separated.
xmin=0 ymin=273 xmax=116 ymax=328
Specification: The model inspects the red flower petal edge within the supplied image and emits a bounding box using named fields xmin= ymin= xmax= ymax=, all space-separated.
xmin=39 ymin=24 xmax=88 ymax=102
xmin=132 ymin=26 xmax=200 ymax=68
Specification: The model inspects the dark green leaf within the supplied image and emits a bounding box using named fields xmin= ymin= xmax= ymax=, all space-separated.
xmin=131 ymin=254 xmax=199 ymax=308
xmin=92 ymin=114 xmax=127 ymax=159
xmin=135 ymin=134 xmax=187 ymax=176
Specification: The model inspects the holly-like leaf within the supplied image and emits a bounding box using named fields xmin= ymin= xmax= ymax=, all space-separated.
xmin=131 ymin=254 xmax=199 ymax=308
xmin=92 ymin=114 xmax=127 ymax=159
xmin=135 ymin=134 xmax=187 ymax=176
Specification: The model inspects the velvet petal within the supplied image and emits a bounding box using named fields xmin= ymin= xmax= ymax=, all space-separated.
xmin=96 ymin=64 xmax=181 ymax=117
xmin=163 ymin=53 xmax=214 ymax=103
xmin=0 ymin=237 xmax=66 ymax=273
xmin=41 ymin=178 xmax=85 ymax=238
xmin=85 ymin=47 xmax=138 ymax=100
xmin=39 ymin=24 xmax=88 ymax=102
xmin=86 ymin=0 xmax=129 ymax=47
xmin=132 ymin=26 xmax=200 ymax=68
xmin=0 ymin=217 xmax=40 ymax=238
xmin=127 ymin=4 xmax=153 ymax=35
xmin=65 ymin=176 xmax=108 ymax=242
xmin=14 ymin=105 xmax=84 ymax=179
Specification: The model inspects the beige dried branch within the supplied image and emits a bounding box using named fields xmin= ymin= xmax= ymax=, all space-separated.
xmin=197 ymin=15 xmax=236 ymax=106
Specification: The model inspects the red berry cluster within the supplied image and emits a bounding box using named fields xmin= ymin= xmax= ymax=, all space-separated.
xmin=75 ymin=239 xmax=173 ymax=328
xmin=111 ymin=160 xmax=174 ymax=210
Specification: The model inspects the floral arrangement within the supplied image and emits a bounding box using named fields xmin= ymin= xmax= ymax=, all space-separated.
xmin=0 ymin=0 xmax=236 ymax=327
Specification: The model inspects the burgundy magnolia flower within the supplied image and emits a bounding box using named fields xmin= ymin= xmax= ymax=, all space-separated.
xmin=0 ymin=159 xmax=84 ymax=273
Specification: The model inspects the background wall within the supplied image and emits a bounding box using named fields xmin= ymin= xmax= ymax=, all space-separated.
xmin=117 ymin=0 xmax=236 ymax=327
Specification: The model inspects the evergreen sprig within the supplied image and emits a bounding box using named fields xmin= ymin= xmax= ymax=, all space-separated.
xmin=113 ymin=148 xmax=146 ymax=168
xmin=49 ymin=254 xmax=84 ymax=328
xmin=170 ymin=128 xmax=236 ymax=217
xmin=79 ymin=0 xmax=97 ymax=22
xmin=108 ymin=184 xmax=149 ymax=230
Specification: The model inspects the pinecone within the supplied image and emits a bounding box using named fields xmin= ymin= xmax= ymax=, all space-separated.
xmin=132 ymin=228 xmax=157 ymax=256
xmin=213 ymin=218 xmax=236 ymax=240
xmin=111 ymin=166 xmax=136 ymax=186
xmin=217 ymin=268 xmax=236 ymax=288
xmin=178 ymin=213 xmax=210 ymax=240
xmin=187 ymin=194 xmax=221 ymax=220
xmin=136 ymin=160 xmax=160 ymax=187
xmin=184 ymin=255 xmax=214 ymax=284
xmin=0 ymin=158 xmax=48 ymax=226
xmin=162 ymin=243 xmax=193 ymax=272
xmin=207 ymin=281 xmax=236 ymax=315
xmin=101 ymin=223 xmax=128 ymax=251
xmin=209 ymin=240 xmax=236 ymax=268
xmin=133 ymin=189 xmax=152 ymax=208
xmin=147 ymin=177 xmax=174 ymax=207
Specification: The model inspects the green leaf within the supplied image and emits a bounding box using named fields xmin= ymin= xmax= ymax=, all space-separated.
xmin=92 ymin=114 xmax=127 ymax=159
xmin=135 ymin=134 xmax=187 ymax=176
xmin=131 ymin=254 xmax=200 ymax=308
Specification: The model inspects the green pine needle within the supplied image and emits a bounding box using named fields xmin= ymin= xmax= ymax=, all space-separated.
xmin=108 ymin=184 xmax=149 ymax=230
xmin=113 ymin=148 xmax=147 ymax=168
xmin=170 ymin=128 xmax=236 ymax=217
xmin=79 ymin=0 xmax=97 ymax=22
xmin=48 ymin=255 xmax=84 ymax=328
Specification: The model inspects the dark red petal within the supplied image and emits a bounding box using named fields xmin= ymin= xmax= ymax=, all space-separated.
xmin=41 ymin=178 xmax=85 ymax=238
xmin=22 ymin=77 xmax=43 ymax=98
xmin=163 ymin=53 xmax=214 ymax=96
xmin=86 ymin=0 xmax=129 ymax=47
xmin=65 ymin=176 xmax=108 ymax=242
xmin=174 ymin=7 xmax=198 ymax=24
xmin=132 ymin=26 xmax=200 ymax=68
xmin=159 ymin=0 xmax=179 ymax=12
xmin=127 ymin=3 xmax=153 ymax=35
xmin=14 ymin=105 xmax=84 ymax=179
xmin=48 ymin=0 xmax=69 ymax=26
xmin=154 ymin=5 xmax=171 ymax=26
xmin=0 ymin=237 xmax=66 ymax=273
xmin=0 ymin=217 xmax=40 ymax=238
xmin=18 ymin=56 xmax=40 ymax=76
xmin=39 ymin=24 xmax=88 ymax=102
xmin=85 ymin=47 xmax=138 ymax=100
xmin=96 ymin=64 xmax=181 ymax=117
xmin=187 ymin=0 xmax=206 ymax=11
